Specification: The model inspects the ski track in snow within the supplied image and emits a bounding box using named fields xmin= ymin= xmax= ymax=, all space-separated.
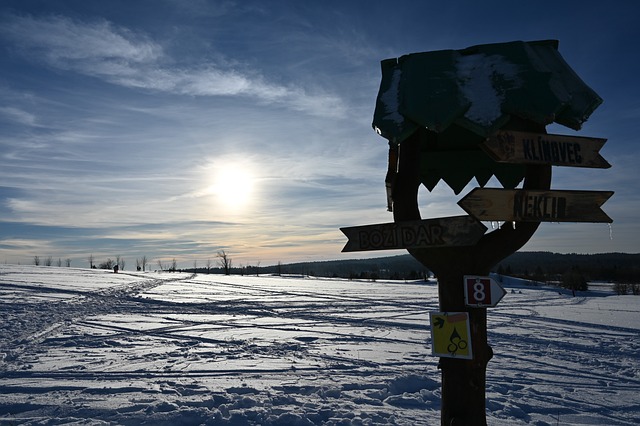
xmin=0 ymin=265 xmax=638 ymax=425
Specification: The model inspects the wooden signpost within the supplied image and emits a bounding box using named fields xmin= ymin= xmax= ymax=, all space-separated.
xmin=355 ymin=40 xmax=613 ymax=426
xmin=482 ymin=130 xmax=611 ymax=169
xmin=458 ymin=188 xmax=614 ymax=223
xmin=340 ymin=216 xmax=487 ymax=252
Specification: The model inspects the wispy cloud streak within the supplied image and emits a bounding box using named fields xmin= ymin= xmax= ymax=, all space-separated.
xmin=1 ymin=14 xmax=346 ymax=117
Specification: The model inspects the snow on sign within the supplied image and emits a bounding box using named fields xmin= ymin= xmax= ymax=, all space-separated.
xmin=429 ymin=312 xmax=473 ymax=359
xmin=463 ymin=275 xmax=507 ymax=307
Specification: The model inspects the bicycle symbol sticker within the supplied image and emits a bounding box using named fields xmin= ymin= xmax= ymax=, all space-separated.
xmin=447 ymin=327 xmax=468 ymax=355
xmin=429 ymin=312 xmax=473 ymax=359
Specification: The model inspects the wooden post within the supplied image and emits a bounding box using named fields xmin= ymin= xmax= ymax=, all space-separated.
xmin=392 ymin=121 xmax=551 ymax=426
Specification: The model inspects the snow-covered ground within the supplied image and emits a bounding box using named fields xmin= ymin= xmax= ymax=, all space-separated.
xmin=0 ymin=265 xmax=638 ymax=425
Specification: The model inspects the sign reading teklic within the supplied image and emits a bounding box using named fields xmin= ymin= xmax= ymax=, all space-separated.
xmin=458 ymin=188 xmax=613 ymax=223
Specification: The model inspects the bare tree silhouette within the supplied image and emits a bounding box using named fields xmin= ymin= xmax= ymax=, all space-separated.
xmin=217 ymin=250 xmax=232 ymax=275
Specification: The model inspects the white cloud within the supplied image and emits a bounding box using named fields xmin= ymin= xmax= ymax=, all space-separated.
xmin=0 ymin=106 xmax=37 ymax=126
xmin=3 ymin=15 xmax=161 ymax=65
xmin=1 ymin=14 xmax=347 ymax=118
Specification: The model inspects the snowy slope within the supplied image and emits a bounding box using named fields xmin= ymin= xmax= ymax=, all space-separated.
xmin=0 ymin=265 xmax=638 ymax=425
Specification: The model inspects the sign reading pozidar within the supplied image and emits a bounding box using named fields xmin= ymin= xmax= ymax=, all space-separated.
xmin=340 ymin=215 xmax=487 ymax=252
xmin=458 ymin=188 xmax=613 ymax=223
xmin=464 ymin=275 xmax=506 ymax=307
xmin=430 ymin=312 xmax=473 ymax=359
xmin=482 ymin=130 xmax=610 ymax=169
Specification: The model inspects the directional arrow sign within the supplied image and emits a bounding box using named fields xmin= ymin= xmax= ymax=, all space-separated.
xmin=482 ymin=130 xmax=611 ymax=169
xmin=464 ymin=275 xmax=507 ymax=307
xmin=340 ymin=215 xmax=487 ymax=252
xmin=429 ymin=312 xmax=473 ymax=359
xmin=458 ymin=188 xmax=613 ymax=223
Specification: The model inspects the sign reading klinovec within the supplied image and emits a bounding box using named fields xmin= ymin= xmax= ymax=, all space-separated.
xmin=482 ymin=130 xmax=610 ymax=169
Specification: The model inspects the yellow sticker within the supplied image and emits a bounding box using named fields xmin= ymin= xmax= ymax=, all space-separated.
xmin=429 ymin=312 xmax=473 ymax=359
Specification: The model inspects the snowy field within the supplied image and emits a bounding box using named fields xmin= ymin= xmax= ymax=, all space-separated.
xmin=0 ymin=265 xmax=638 ymax=425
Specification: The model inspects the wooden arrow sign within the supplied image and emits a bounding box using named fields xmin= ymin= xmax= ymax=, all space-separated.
xmin=340 ymin=215 xmax=487 ymax=252
xmin=458 ymin=188 xmax=614 ymax=223
xmin=482 ymin=130 xmax=611 ymax=169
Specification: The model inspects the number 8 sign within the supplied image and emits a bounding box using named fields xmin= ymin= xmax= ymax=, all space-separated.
xmin=463 ymin=275 xmax=507 ymax=307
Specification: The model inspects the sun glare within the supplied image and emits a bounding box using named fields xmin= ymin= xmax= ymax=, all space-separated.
xmin=208 ymin=164 xmax=255 ymax=209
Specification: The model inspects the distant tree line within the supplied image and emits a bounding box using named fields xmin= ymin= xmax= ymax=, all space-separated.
xmin=612 ymin=282 xmax=640 ymax=295
xmin=86 ymin=254 xmax=126 ymax=271
xmin=226 ymin=255 xmax=433 ymax=281
xmin=33 ymin=256 xmax=72 ymax=267
xmin=30 ymin=251 xmax=639 ymax=296
xmin=494 ymin=251 xmax=640 ymax=294
xmin=31 ymin=250 xmax=236 ymax=275
xmin=172 ymin=250 xmax=235 ymax=275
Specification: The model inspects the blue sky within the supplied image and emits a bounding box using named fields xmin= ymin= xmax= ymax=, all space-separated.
xmin=1 ymin=0 xmax=638 ymax=269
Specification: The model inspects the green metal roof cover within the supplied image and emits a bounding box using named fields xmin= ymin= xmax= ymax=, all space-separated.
xmin=372 ymin=40 xmax=603 ymax=194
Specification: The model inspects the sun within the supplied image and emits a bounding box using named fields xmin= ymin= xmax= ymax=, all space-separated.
xmin=208 ymin=164 xmax=255 ymax=209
